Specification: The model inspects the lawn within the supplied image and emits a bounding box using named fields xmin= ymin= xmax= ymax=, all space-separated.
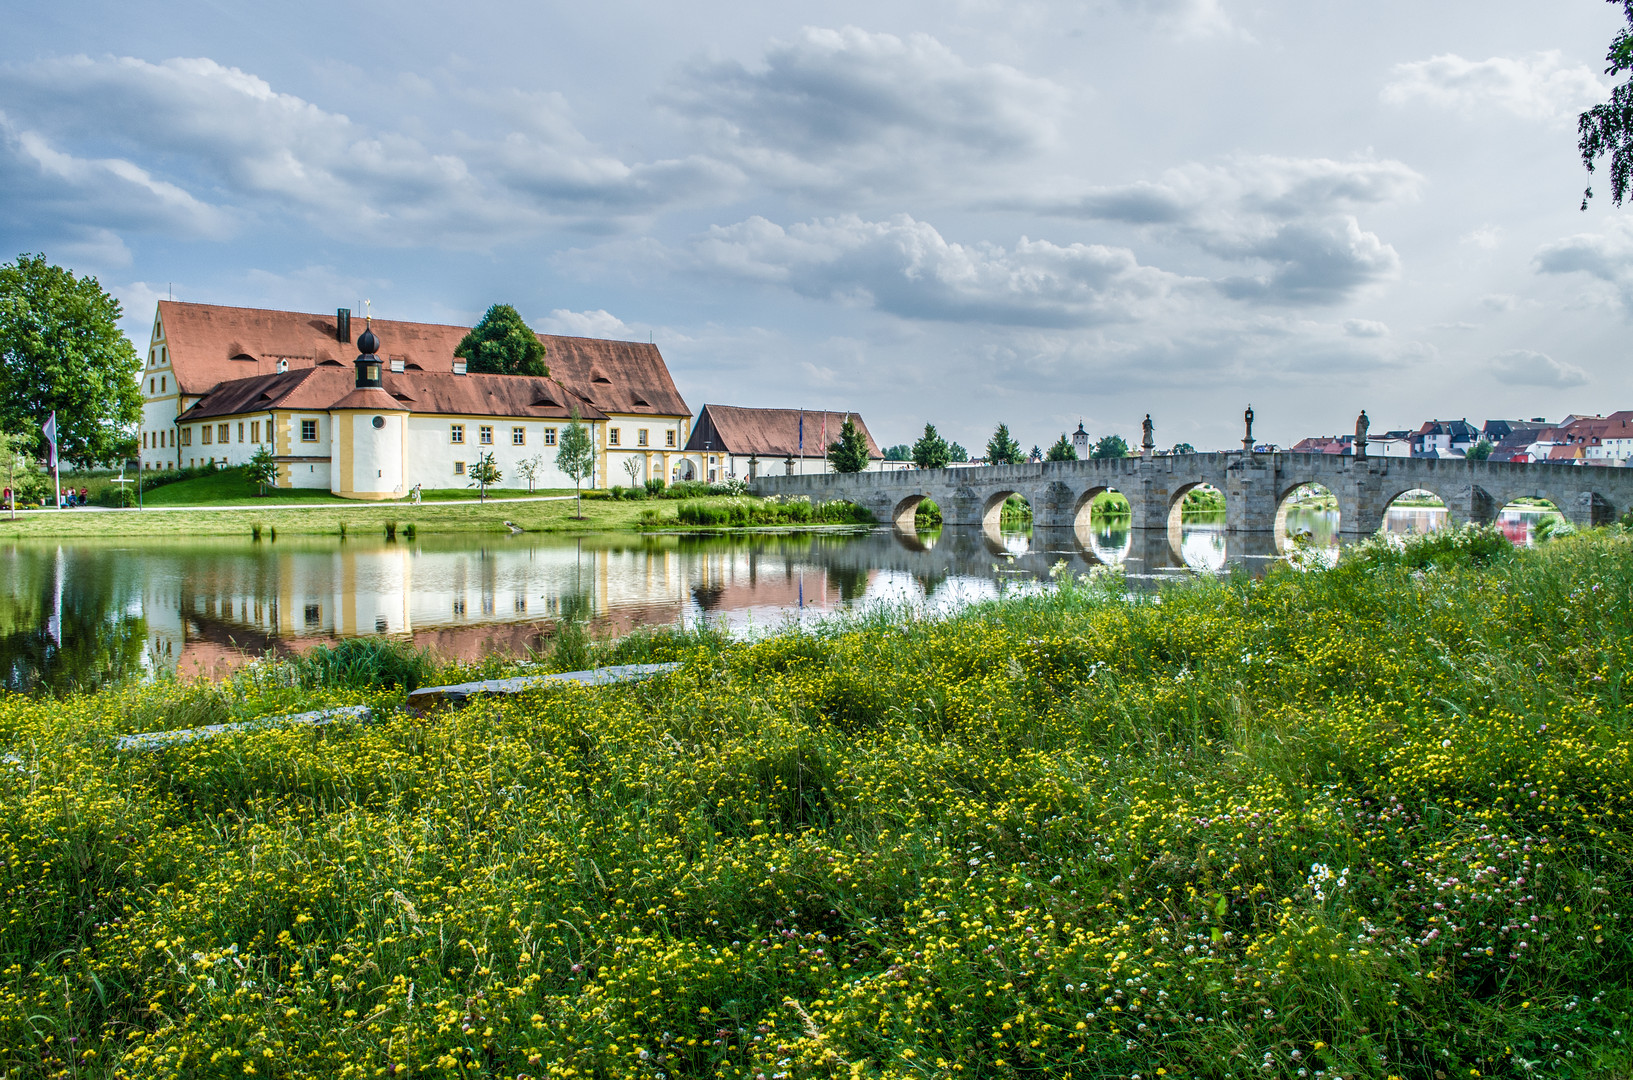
xmin=0 ymin=525 xmax=1628 ymax=1077
xmin=131 ymin=466 xmax=576 ymax=507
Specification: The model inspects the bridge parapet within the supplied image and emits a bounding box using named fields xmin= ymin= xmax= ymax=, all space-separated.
xmin=750 ymin=452 xmax=1633 ymax=545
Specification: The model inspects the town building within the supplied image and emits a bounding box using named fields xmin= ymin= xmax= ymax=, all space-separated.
xmin=684 ymin=405 xmax=883 ymax=481
xmin=1289 ymin=434 xmax=1354 ymax=455
xmin=1411 ymin=419 xmax=1480 ymax=457
xmin=137 ymin=301 xmax=696 ymax=497
xmin=1367 ymin=430 xmax=1415 ymax=458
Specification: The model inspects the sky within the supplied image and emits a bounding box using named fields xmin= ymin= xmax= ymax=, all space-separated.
xmin=2 ymin=0 xmax=1631 ymax=454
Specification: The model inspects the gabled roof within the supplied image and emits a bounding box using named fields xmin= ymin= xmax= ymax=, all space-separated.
xmin=177 ymin=368 xmax=610 ymax=423
xmin=684 ymin=404 xmax=883 ymax=458
xmin=155 ymin=301 xmax=690 ymax=417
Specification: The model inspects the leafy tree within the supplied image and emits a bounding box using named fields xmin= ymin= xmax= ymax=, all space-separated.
xmin=245 ymin=444 xmax=280 ymax=495
xmin=948 ymin=441 xmax=969 ymax=462
xmin=622 ymin=455 xmax=643 ymax=488
xmin=1 ymin=430 xmax=41 ymax=519
xmin=455 ymin=304 xmax=548 ymax=376
xmin=1466 ymin=440 xmax=1493 ymax=461
xmin=517 ymin=453 xmax=544 ymax=492
xmin=827 ymin=416 xmax=870 ymax=473
xmin=1091 ymin=434 xmax=1131 ymax=460
xmin=467 ymin=451 xmax=502 ymax=501
xmin=0 ymin=254 xmax=142 ymax=466
xmin=986 ymin=423 xmax=1024 ymax=466
xmin=1171 ymin=442 xmax=1196 ymax=455
xmin=1045 ymin=433 xmax=1077 ymax=461
xmin=556 ymin=408 xmax=596 ymax=517
xmin=1580 ymin=1 xmax=1633 ymax=207
xmin=882 ymin=444 xmax=912 ymax=462
xmin=910 ymin=423 xmax=952 ymax=470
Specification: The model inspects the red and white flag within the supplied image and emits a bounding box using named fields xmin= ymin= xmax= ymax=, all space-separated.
xmin=41 ymin=412 xmax=57 ymax=469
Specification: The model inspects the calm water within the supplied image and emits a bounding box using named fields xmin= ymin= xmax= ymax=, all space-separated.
xmin=0 ymin=506 xmax=1343 ymax=692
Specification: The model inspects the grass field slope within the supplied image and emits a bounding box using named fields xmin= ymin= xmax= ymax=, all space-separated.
xmin=0 ymin=526 xmax=1629 ymax=1077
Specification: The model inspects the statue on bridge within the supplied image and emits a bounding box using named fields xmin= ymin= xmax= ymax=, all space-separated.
xmin=1355 ymin=410 xmax=1370 ymax=459
xmin=1141 ymin=414 xmax=1155 ymax=460
xmin=1243 ymin=405 xmax=1255 ymax=452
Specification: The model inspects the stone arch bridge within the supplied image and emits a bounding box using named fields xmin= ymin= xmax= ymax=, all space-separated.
xmin=751 ymin=452 xmax=1633 ymax=551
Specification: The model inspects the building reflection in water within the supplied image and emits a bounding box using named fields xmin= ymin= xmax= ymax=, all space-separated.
xmin=1 ymin=514 xmax=1344 ymax=690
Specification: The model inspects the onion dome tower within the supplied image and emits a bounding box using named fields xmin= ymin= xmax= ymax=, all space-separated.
xmin=329 ymin=317 xmax=408 ymax=500
xmin=355 ymin=321 xmax=383 ymax=389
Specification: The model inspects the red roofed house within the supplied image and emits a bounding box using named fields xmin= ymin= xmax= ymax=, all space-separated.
xmin=684 ymin=405 xmax=884 ymax=481
xmin=137 ymin=302 xmax=696 ymax=498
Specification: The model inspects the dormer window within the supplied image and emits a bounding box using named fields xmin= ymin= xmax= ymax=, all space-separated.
xmin=277 ymin=359 xmax=289 ymax=373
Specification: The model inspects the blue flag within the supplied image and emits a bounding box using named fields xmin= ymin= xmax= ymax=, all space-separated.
xmin=798 ymin=412 xmax=804 ymax=452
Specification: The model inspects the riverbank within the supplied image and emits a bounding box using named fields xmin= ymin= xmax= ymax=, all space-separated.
xmin=0 ymin=525 xmax=1628 ymax=1075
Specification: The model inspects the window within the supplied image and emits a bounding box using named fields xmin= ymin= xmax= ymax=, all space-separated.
xmin=544 ymin=428 xmax=557 ymax=446
xmin=218 ymin=424 xmax=230 ymax=444
xmin=251 ymin=421 xmax=260 ymax=443
xmin=666 ymin=430 xmax=676 ymax=447
xmin=181 ymin=428 xmax=192 ymax=447
xmin=512 ymin=427 xmax=525 ymax=445
xmin=160 ymin=377 xmax=165 ymax=393
xmin=202 ymin=426 xmax=213 ymax=445
xmin=237 ymin=422 xmax=244 ymax=442
xmin=148 ymin=378 xmax=154 ymax=394
xmin=450 ymin=424 xmax=465 ymax=444
xmin=453 ymin=461 xmax=466 ymax=476
xmin=638 ymin=428 xmax=649 ymax=447
xmin=479 ymin=425 xmax=493 ymax=445
xmin=608 ymin=428 xmax=620 ymax=446
xmin=300 ymin=419 xmax=317 ymax=442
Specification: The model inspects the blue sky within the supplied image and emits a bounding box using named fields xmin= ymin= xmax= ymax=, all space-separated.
xmin=2 ymin=0 xmax=1630 ymax=452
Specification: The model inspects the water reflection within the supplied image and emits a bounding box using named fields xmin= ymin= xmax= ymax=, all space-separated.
xmin=0 ymin=509 xmax=1365 ymax=691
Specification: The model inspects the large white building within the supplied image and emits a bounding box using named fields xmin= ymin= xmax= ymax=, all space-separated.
xmin=137 ymin=301 xmax=698 ymax=497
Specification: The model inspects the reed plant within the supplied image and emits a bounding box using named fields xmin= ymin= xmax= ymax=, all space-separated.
xmin=0 ymin=529 xmax=1629 ymax=1076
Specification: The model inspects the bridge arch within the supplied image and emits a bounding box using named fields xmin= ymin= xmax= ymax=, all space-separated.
xmin=980 ymin=489 xmax=1032 ymax=531
xmin=1165 ymin=481 xmax=1227 ymax=565
xmin=889 ymin=492 xmax=932 ymax=531
xmin=1273 ymin=481 xmax=1340 ymax=555
xmin=1383 ymin=485 xmax=1452 ymax=534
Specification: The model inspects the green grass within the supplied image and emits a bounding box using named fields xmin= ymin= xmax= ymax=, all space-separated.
xmin=130 ymin=466 xmax=575 ymax=507
xmin=0 ymin=527 xmax=1631 ymax=1075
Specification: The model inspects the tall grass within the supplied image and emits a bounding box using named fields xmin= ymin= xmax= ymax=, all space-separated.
xmin=0 ymin=530 xmax=1630 ymax=1076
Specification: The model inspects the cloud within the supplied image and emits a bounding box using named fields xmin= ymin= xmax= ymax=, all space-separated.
xmin=1029 ymin=155 xmax=1420 ymax=305
xmin=1534 ymin=221 xmax=1633 ymax=307
xmin=0 ymin=55 xmax=723 ymax=248
xmin=1119 ymin=0 xmax=1244 ymax=40
xmin=689 ymin=213 xmax=1195 ymax=327
xmin=1462 ymin=224 xmax=1501 ymax=249
xmin=1489 ymin=349 xmax=1587 ymax=388
xmin=536 ymin=309 xmax=639 ymax=339
xmin=661 ymin=26 xmax=1067 ymax=197
xmin=1343 ymin=318 xmax=1388 ymax=337
xmin=1381 ymin=52 xmax=1607 ymax=123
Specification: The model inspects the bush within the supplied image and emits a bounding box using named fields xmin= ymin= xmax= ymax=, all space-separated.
xmin=288 ymin=637 xmax=440 ymax=691
xmin=644 ymin=477 xmax=666 ymax=496
xmin=674 ymin=496 xmax=873 ymax=528
xmin=1345 ymin=522 xmax=1513 ymax=572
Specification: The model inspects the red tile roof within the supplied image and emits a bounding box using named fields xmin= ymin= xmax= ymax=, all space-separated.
xmin=177 ymin=368 xmax=611 ymax=423
xmin=685 ymin=405 xmax=883 ymax=458
xmin=156 ymin=301 xmax=689 ymax=417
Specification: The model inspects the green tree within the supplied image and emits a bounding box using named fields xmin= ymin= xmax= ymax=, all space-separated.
xmin=1 ymin=430 xmax=41 ymax=519
xmin=1045 ymin=433 xmax=1077 ymax=461
xmin=1467 ymin=440 xmax=1493 ymax=461
xmin=1171 ymin=442 xmax=1196 ymax=455
xmin=517 ymin=452 xmax=544 ymax=492
xmin=882 ymin=444 xmax=912 ymax=461
xmin=0 ymin=254 xmax=142 ymax=466
xmin=455 ymin=304 xmax=549 ymax=376
xmin=622 ymin=455 xmax=643 ymax=488
xmin=467 ymin=451 xmax=503 ymax=501
xmin=556 ymin=408 xmax=596 ymax=517
xmin=986 ymin=423 xmax=1024 ymax=465
xmin=1580 ymin=1 xmax=1633 ymax=207
xmin=827 ymin=416 xmax=871 ymax=473
xmin=245 ymin=444 xmax=280 ymax=496
xmin=1092 ymin=434 xmax=1131 ymax=460
xmin=910 ymin=423 xmax=952 ymax=470
xmin=948 ymin=441 xmax=968 ymax=462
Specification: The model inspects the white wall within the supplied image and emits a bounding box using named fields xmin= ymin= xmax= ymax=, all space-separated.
xmin=403 ymin=416 xmax=592 ymax=491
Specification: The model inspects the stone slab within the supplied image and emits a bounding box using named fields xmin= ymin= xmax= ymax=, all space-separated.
xmin=115 ymin=704 xmax=375 ymax=753
xmin=405 ymin=662 xmax=682 ymax=713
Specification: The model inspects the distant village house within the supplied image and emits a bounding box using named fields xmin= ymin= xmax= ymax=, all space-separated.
xmin=684 ymin=405 xmax=884 ymax=481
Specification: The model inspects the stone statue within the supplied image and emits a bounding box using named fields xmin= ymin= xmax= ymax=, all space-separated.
xmin=1243 ymin=405 xmax=1255 ymax=451
xmin=1355 ymin=409 xmax=1370 ymax=458
xmin=1141 ymin=413 xmax=1155 ymax=448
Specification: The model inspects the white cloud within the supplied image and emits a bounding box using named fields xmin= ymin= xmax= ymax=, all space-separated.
xmin=536 ymin=309 xmax=639 ymax=339
xmin=661 ymin=26 xmax=1067 ymax=197
xmin=1030 ymin=155 xmax=1420 ymax=305
xmin=689 ymin=213 xmax=1195 ymax=327
xmin=1534 ymin=221 xmax=1633 ymax=308
xmin=1119 ymin=0 xmax=1245 ymax=40
xmin=1381 ymin=52 xmax=1607 ymax=124
xmin=0 ymin=55 xmax=722 ymax=248
xmin=1343 ymin=318 xmax=1389 ymax=337
xmin=1462 ymin=224 xmax=1502 ymax=249
xmin=1489 ymin=349 xmax=1587 ymax=388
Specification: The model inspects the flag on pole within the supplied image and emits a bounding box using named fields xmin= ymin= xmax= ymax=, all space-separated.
xmin=798 ymin=412 xmax=804 ymax=453
xmin=820 ymin=412 xmax=827 ymax=449
xmin=41 ymin=412 xmax=57 ymax=469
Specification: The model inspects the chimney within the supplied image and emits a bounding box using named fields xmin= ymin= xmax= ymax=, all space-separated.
xmin=337 ymin=308 xmax=351 ymax=343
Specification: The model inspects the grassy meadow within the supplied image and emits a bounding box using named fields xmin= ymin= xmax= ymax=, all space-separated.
xmin=0 ymin=527 xmax=1630 ymax=1077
